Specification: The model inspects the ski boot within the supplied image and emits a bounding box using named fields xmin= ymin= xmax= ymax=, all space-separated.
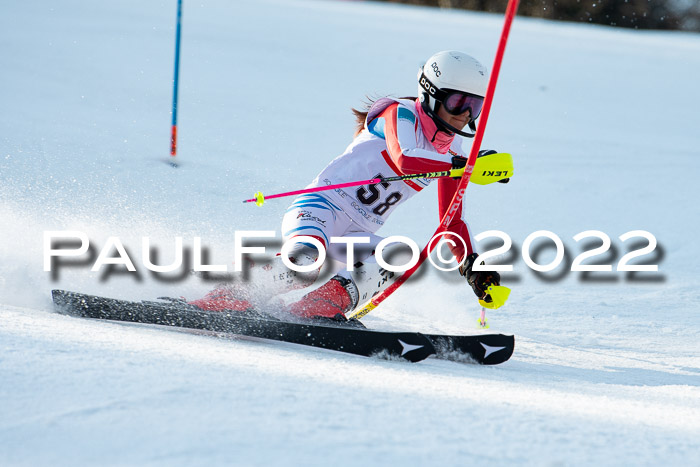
xmin=286 ymin=276 xmax=364 ymax=328
xmin=188 ymin=284 xmax=253 ymax=312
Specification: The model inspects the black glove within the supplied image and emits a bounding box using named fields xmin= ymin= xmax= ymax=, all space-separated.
xmin=451 ymin=150 xmax=509 ymax=183
xmin=459 ymin=253 xmax=501 ymax=303
xmin=451 ymin=155 xmax=467 ymax=180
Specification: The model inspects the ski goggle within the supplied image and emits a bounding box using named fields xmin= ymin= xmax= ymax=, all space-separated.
xmin=442 ymin=91 xmax=484 ymax=118
xmin=419 ymin=71 xmax=484 ymax=119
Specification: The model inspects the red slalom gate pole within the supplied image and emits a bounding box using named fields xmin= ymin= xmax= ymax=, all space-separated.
xmin=348 ymin=0 xmax=520 ymax=319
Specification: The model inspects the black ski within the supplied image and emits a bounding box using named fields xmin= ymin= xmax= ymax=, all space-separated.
xmin=427 ymin=332 xmax=514 ymax=365
xmin=51 ymin=290 xmax=514 ymax=365
xmin=51 ymin=290 xmax=435 ymax=363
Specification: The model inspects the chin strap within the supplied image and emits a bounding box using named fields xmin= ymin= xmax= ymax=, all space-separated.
xmin=421 ymin=92 xmax=477 ymax=138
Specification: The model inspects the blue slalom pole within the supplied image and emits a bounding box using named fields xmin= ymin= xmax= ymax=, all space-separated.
xmin=170 ymin=0 xmax=182 ymax=161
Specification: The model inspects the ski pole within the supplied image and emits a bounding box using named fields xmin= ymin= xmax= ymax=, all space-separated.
xmin=243 ymin=169 xmax=461 ymax=206
xmin=243 ymin=153 xmax=513 ymax=206
xmin=347 ymin=0 xmax=520 ymax=320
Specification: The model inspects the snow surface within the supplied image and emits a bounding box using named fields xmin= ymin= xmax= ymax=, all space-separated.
xmin=1 ymin=0 xmax=699 ymax=465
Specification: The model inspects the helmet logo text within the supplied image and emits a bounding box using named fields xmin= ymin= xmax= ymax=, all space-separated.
xmin=420 ymin=77 xmax=437 ymax=96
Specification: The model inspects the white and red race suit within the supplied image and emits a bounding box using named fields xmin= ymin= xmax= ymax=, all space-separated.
xmin=282 ymin=97 xmax=475 ymax=264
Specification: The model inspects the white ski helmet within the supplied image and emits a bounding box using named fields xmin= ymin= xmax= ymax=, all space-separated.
xmin=417 ymin=50 xmax=489 ymax=137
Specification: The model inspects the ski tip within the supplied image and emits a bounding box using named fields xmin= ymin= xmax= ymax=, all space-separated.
xmin=427 ymin=333 xmax=514 ymax=365
xmin=480 ymin=334 xmax=515 ymax=365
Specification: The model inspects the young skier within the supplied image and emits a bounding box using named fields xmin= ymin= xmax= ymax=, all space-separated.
xmin=191 ymin=50 xmax=502 ymax=321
